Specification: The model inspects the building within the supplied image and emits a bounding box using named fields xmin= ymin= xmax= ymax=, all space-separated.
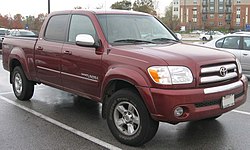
xmin=173 ymin=0 xmax=250 ymax=30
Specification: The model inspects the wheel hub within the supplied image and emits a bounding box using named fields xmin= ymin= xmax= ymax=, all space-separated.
xmin=113 ymin=101 xmax=140 ymax=136
xmin=14 ymin=73 xmax=22 ymax=94
xmin=123 ymin=112 xmax=133 ymax=123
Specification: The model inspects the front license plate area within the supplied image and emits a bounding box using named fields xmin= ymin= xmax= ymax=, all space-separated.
xmin=221 ymin=94 xmax=235 ymax=109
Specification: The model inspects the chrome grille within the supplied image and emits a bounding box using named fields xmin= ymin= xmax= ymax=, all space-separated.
xmin=200 ymin=63 xmax=238 ymax=84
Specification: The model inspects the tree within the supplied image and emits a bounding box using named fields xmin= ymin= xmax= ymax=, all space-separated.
xmin=13 ymin=14 xmax=23 ymax=29
xmin=132 ymin=0 xmax=157 ymax=16
xmin=33 ymin=13 xmax=46 ymax=31
xmin=0 ymin=14 xmax=10 ymax=28
xmin=74 ymin=6 xmax=82 ymax=9
xmin=111 ymin=0 xmax=132 ymax=10
xmin=161 ymin=5 xmax=180 ymax=31
xmin=22 ymin=15 xmax=35 ymax=30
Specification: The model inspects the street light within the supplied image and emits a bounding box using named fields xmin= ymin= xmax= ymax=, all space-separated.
xmin=243 ymin=17 xmax=245 ymax=30
xmin=48 ymin=0 xmax=50 ymax=14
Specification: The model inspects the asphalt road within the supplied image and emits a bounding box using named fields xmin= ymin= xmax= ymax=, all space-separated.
xmin=0 ymin=54 xmax=250 ymax=150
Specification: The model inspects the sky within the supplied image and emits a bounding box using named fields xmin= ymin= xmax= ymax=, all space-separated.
xmin=0 ymin=0 xmax=172 ymax=17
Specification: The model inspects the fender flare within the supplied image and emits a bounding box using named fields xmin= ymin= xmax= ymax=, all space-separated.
xmin=8 ymin=47 xmax=32 ymax=81
xmin=101 ymin=67 xmax=157 ymax=115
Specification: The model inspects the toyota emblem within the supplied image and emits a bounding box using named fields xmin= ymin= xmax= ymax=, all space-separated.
xmin=219 ymin=67 xmax=227 ymax=77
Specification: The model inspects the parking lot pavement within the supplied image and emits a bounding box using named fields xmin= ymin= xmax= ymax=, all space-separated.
xmin=0 ymin=97 xmax=108 ymax=150
xmin=1 ymin=56 xmax=250 ymax=149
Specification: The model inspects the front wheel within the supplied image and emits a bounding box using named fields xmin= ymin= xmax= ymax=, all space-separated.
xmin=12 ymin=66 xmax=34 ymax=101
xmin=106 ymin=89 xmax=159 ymax=146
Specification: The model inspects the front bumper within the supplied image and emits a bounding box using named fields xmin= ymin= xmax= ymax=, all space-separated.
xmin=143 ymin=75 xmax=248 ymax=124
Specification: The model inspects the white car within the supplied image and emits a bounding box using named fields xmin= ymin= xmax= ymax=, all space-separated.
xmin=232 ymin=31 xmax=250 ymax=35
xmin=199 ymin=31 xmax=224 ymax=41
xmin=204 ymin=33 xmax=250 ymax=77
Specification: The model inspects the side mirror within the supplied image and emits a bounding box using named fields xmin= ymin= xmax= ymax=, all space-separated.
xmin=76 ymin=34 xmax=96 ymax=47
xmin=175 ymin=33 xmax=182 ymax=40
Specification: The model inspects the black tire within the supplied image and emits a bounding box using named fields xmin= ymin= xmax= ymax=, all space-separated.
xmin=209 ymin=35 xmax=213 ymax=41
xmin=106 ymin=88 xmax=159 ymax=146
xmin=202 ymin=37 xmax=207 ymax=41
xmin=12 ymin=66 xmax=34 ymax=101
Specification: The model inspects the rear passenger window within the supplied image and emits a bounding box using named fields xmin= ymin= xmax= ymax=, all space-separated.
xmin=45 ymin=15 xmax=69 ymax=42
xmin=68 ymin=15 xmax=96 ymax=43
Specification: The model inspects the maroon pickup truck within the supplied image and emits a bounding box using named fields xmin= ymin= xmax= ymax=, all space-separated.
xmin=2 ymin=10 xmax=248 ymax=146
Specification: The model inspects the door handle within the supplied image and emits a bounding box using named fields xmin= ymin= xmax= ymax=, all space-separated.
xmin=63 ymin=50 xmax=72 ymax=55
xmin=37 ymin=46 xmax=43 ymax=50
xmin=243 ymin=53 xmax=248 ymax=56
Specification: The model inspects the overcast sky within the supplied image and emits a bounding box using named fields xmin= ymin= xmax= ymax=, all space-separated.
xmin=0 ymin=0 xmax=172 ymax=17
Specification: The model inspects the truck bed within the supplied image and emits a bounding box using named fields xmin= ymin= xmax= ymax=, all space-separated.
xmin=2 ymin=36 xmax=38 ymax=72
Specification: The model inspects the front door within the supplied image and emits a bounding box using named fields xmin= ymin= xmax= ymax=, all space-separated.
xmin=61 ymin=14 xmax=102 ymax=99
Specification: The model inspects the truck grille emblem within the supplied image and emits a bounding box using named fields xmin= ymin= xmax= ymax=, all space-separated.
xmin=219 ymin=67 xmax=227 ymax=77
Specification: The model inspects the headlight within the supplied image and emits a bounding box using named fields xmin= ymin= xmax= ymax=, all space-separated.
xmin=148 ymin=66 xmax=193 ymax=85
xmin=236 ymin=59 xmax=242 ymax=74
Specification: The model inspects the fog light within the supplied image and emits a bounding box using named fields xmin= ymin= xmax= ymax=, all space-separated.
xmin=174 ymin=107 xmax=184 ymax=117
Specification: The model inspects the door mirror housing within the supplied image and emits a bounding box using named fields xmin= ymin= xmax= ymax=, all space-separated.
xmin=76 ymin=34 xmax=99 ymax=47
xmin=175 ymin=33 xmax=182 ymax=40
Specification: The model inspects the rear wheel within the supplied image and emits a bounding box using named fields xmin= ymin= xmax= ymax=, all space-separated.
xmin=202 ymin=37 xmax=207 ymax=41
xmin=12 ymin=66 xmax=34 ymax=101
xmin=106 ymin=89 xmax=159 ymax=146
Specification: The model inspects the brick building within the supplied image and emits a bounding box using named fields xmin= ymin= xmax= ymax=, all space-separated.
xmin=172 ymin=0 xmax=250 ymax=30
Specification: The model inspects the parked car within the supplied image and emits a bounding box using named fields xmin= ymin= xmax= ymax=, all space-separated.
xmin=8 ymin=29 xmax=38 ymax=37
xmin=199 ymin=31 xmax=224 ymax=41
xmin=232 ymin=31 xmax=250 ymax=35
xmin=190 ymin=30 xmax=203 ymax=34
xmin=204 ymin=33 xmax=250 ymax=77
xmin=0 ymin=28 xmax=8 ymax=49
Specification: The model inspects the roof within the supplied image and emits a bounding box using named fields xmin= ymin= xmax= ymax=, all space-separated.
xmin=49 ymin=9 xmax=151 ymax=16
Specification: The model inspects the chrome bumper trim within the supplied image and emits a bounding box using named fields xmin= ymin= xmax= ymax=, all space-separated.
xmin=204 ymin=80 xmax=243 ymax=94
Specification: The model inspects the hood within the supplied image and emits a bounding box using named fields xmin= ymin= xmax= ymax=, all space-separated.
xmin=111 ymin=42 xmax=236 ymax=67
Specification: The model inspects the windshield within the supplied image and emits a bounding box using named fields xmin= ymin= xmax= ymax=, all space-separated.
xmin=97 ymin=14 xmax=177 ymax=45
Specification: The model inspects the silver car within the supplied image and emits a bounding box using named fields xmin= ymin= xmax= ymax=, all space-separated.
xmin=204 ymin=33 xmax=250 ymax=77
xmin=0 ymin=28 xmax=8 ymax=49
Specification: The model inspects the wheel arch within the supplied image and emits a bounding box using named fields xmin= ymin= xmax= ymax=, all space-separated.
xmin=101 ymin=68 xmax=157 ymax=119
xmin=8 ymin=48 xmax=32 ymax=83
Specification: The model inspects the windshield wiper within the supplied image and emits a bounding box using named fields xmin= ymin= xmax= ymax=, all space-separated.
xmin=113 ymin=39 xmax=155 ymax=44
xmin=152 ymin=38 xmax=178 ymax=43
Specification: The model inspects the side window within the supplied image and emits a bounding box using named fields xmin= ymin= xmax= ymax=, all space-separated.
xmin=45 ymin=15 xmax=69 ymax=42
xmin=68 ymin=15 xmax=96 ymax=43
xmin=215 ymin=38 xmax=224 ymax=48
xmin=222 ymin=36 xmax=240 ymax=49
xmin=243 ymin=37 xmax=250 ymax=50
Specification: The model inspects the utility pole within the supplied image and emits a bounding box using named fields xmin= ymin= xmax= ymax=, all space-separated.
xmin=48 ymin=0 xmax=50 ymax=14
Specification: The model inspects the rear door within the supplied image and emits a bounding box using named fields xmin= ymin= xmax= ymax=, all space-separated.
xmin=61 ymin=14 xmax=102 ymax=98
xmin=217 ymin=36 xmax=241 ymax=60
xmin=241 ymin=36 xmax=250 ymax=75
xmin=35 ymin=14 xmax=70 ymax=86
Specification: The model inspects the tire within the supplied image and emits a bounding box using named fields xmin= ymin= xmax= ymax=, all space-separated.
xmin=209 ymin=35 xmax=213 ymax=41
xmin=106 ymin=88 xmax=159 ymax=146
xmin=202 ymin=37 xmax=207 ymax=41
xmin=12 ymin=66 xmax=34 ymax=101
